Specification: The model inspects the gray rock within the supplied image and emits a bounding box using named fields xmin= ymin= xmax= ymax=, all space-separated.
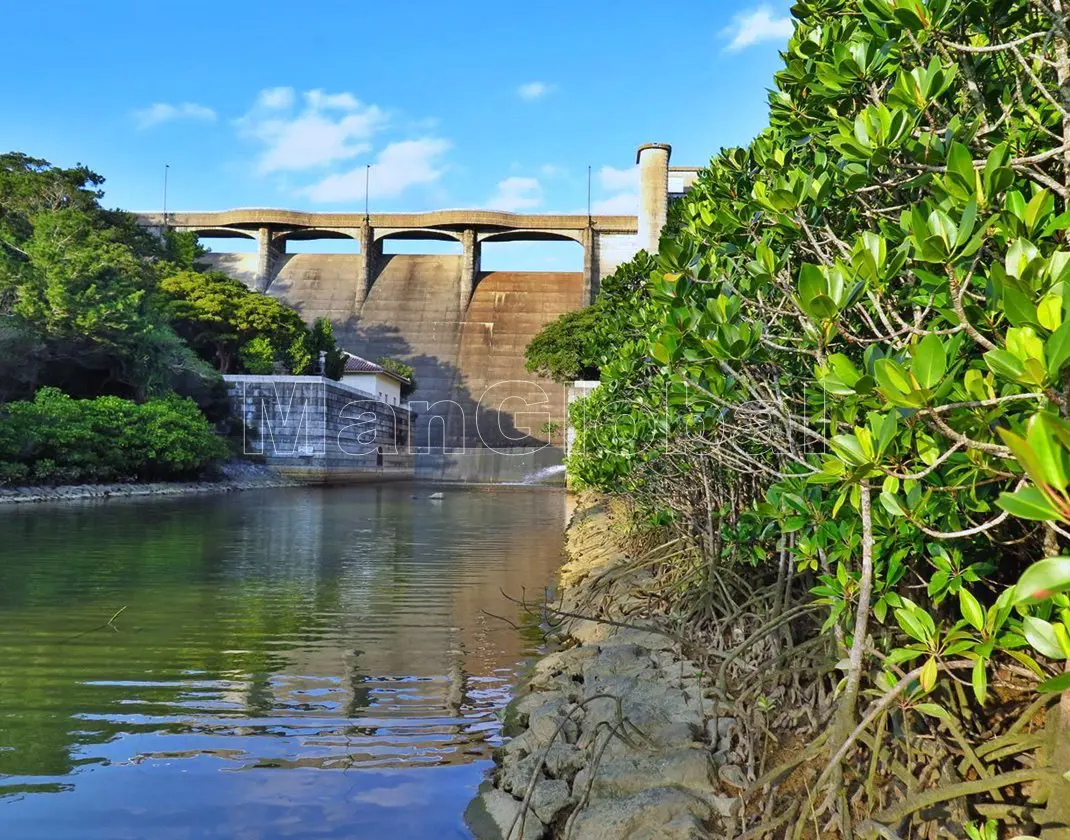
xmin=500 ymin=751 xmax=545 ymax=796
xmin=530 ymin=779 xmax=571 ymax=824
xmin=543 ymin=743 xmax=586 ymax=780
xmin=705 ymin=715 xmax=736 ymax=748
xmin=465 ymin=788 xmax=546 ymax=840
xmin=708 ymin=793 xmax=742 ymax=819
xmin=583 ymin=643 xmax=655 ymax=680
xmin=572 ymin=747 xmax=714 ymax=801
xmin=567 ymin=787 xmax=714 ymax=840
xmin=528 ymin=698 xmax=578 ymax=746
xmin=717 ymin=763 xmax=748 ymax=792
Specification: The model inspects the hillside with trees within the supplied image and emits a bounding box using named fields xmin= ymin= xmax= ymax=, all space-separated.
xmin=531 ymin=0 xmax=1070 ymax=834
xmin=0 ymin=153 xmax=343 ymax=485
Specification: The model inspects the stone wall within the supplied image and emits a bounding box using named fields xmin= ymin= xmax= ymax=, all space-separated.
xmin=224 ymin=375 xmax=412 ymax=481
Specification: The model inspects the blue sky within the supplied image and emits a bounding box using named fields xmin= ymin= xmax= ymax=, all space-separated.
xmin=3 ymin=0 xmax=794 ymax=266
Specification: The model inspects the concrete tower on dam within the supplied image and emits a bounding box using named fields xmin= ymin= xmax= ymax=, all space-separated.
xmin=138 ymin=144 xmax=699 ymax=452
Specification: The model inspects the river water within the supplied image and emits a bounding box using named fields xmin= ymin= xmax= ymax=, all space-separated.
xmin=0 ymin=484 xmax=567 ymax=839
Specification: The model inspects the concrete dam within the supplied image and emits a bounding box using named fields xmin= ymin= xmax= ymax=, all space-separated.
xmin=140 ymin=144 xmax=699 ymax=452
xmin=202 ymin=249 xmax=584 ymax=449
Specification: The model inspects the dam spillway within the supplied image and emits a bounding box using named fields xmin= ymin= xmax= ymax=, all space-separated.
xmin=200 ymin=250 xmax=583 ymax=448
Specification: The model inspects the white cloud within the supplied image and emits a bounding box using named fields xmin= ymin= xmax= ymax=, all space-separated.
xmin=722 ymin=6 xmax=793 ymax=52
xmin=239 ymin=87 xmax=388 ymax=173
xmin=304 ymin=138 xmax=451 ymax=203
xmin=488 ymin=176 xmax=543 ymax=211
xmin=586 ymin=165 xmax=640 ymax=214
xmin=517 ymin=82 xmax=552 ymax=101
xmin=591 ymin=191 xmax=639 ymax=215
xmin=598 ymin=165 xmax=637 ymax=192
xmin=134 ymin=102 xmax=216 ymax=129
xmin=256 ymin=87 xmax=295 ymax=110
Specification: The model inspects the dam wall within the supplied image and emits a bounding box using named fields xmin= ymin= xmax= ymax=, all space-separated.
xmin=201 ymin=252 xmax=577 ymax=451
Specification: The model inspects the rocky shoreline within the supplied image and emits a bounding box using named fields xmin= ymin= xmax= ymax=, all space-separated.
xmin=466 ymin=498 xmax=740 ymax=840
xmin=0 ymin=462 xmax=299 ymax=505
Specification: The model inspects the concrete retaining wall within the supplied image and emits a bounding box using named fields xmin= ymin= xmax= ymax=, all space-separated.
xmin=415 ymin=447 xmax=564 ymax=484
xmin=224 ymin=375 xmax=413 ymax=482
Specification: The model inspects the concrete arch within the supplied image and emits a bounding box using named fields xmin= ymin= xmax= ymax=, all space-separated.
xmin=188 ymin=226 xmax=258 ymax=240
xmin=477 ymin=229 xmax=585 ymax=245
xmin=373 ymin=227 xmax=464 ymax=244
xmin=275 ymin=227 xmax=361 ymax=244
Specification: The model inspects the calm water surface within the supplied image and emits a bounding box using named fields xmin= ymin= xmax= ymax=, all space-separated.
xmin=0 ymin=484 xmax=567 ymax=839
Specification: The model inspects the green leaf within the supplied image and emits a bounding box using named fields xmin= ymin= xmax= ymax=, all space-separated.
xmin=946 ymin=142 xmax=974 ymax=188
xmin=880 ymin=490 xmax=907 ymax=517
xmin=919 ymin=656 xmax=938 ymax=691
xmin=1023 ymin=616 xmax=1066 ymax=659
xmin=911 ymin=334 xmax=946 ymax=389
xmin=914 ymin=702 xmax=951 ymax=721
xmin=895 ymin=607 xmax=930 ymax=643
xmin=1004 ymin=288 xmax=1038 ymax=328
xmin=1048 ymin=320 xmax=1070 ymax=377
xmin=1039 ymin=294 xmax=1063 ymax=331
xmin=959 ymin=588 xmax=984 ymax=631
xmin=799 ymin=263 xmax=826 ymax=306
xmin=873 ymin=358 xmax=922 ymax=406
xmin=1027 ymin=413 xmax=1070 ymax=491
xmin=984 ymin=348 xmax=1026 ymax=382
xmin=1014 ymin=557 xmax=1070 ymax=603
xmin=997 ymin=487 xmax=1060 ymax=521
xmin=1038 ymin=671 xmax=1070 ymax=692
xmin=971 ymin=659 xmax=988 ymax=705
xmin=830 ymin=434 xmax=871 ymax=467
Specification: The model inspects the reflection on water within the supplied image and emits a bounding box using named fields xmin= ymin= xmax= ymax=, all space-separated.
xmin=0 ymin=484 xmax=566 ymax=839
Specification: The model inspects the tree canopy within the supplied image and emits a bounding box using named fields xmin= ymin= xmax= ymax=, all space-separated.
xmin=0 ymin=152 xmax=347 ymax=484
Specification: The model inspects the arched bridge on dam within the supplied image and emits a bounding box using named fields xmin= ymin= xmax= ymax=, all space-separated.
xmin=136 ymin=144 xmax=699 ymax=451
xmin=135 ymin=208 xmax=641 ymax=308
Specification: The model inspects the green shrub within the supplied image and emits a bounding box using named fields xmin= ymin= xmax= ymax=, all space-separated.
xmin=239 ymin=336 xmax=276 ymax=374
xmin=0 ymin=387 xmax=227 ymax=485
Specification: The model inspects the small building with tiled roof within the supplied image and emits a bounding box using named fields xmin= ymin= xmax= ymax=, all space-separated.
xmin=341 ymin=353 xmax=409 ymax=406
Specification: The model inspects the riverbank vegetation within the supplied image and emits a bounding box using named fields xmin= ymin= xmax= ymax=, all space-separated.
xmin=532 ymin=0 xmax=1070 ymax=834
xmin=0 ymin=153 xmax=341 ymax=484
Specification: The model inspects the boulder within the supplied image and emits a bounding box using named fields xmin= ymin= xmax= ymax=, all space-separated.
xmin=465 ymin=788 xmax=546 ymax=840
xmin=572 ymin=747 xmax=715 ymax=802
xmin=566 ymin=787 xmax=714 ymax=840
xmin=531 ymin=779 xmax=572 ymax=824
xmin=500 ymin=751 xmax=546 ymax=796
xmin=543 ymin=743 xmax=586 ymax=781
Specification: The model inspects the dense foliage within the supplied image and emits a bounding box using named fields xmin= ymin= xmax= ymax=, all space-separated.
xmin=159 ymin=270 xmax=340 ymax=376
xmin=524 ymin=254 xmax=655 ymax=383
xmin=0 ymin=388 xmax=227 ymax=485
xmin=0 ymin=153 xmax=346 ymax=485
xmin=545 ymin=0 xmax=1070 ymax=833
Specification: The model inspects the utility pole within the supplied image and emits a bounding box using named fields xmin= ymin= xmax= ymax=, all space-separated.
xmin=364 ymin=164 xmax=370 ymax=223
xmin=587 ymin=165 xmax=592 ymax=226
xmin=163 ymin=164 xmax=170 ymax=228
